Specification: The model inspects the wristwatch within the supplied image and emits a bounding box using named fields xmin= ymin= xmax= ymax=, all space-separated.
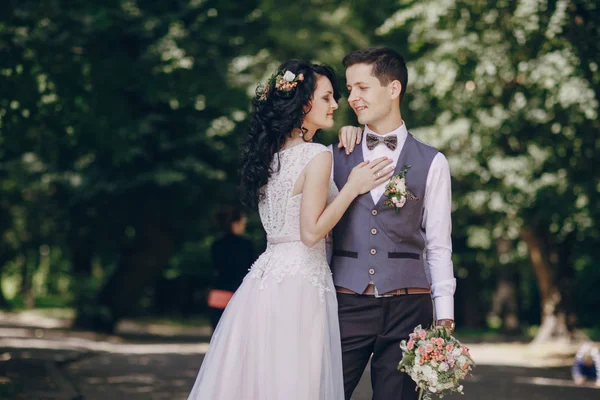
xmin=437 ymin=319 xmax=455 ymax=332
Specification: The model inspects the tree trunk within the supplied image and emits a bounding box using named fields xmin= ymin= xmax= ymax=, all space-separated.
xmin=70 ymin=241 xmax=95 ymax=330
xmin=491 ymin=279 xmax=520 ymax=332
xmin=0 ymin=288 xmax=8 ymax=308
xmin=0 ymin=253 xmax=10 ymax=308
xmin=20 ymin=251 xmax=37 ymax=308
xmin=459 ymin=260 xmax=486 ymax=329
xmin=491 ymin=239 xmax=520 ymax=333
xmin=74 ymin=208 xmax=175 ymax=333
xmin=0 ymin=269 xmax=9 ymax=309
xmin=521 ymin=226 xmax=571 ymax=343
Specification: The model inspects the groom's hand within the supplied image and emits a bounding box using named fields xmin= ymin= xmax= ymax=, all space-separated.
xmin=337 ymin=126 xmax=362 ymax=155
xmin=436 ymin=319 xmax=455 ymax=334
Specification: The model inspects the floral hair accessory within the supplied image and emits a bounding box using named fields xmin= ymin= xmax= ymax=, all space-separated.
xmin=258 ymin=69 xmax=305 ymax=101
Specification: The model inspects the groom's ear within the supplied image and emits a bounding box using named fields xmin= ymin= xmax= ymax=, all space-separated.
xmin=389 ymin=80 xmax=402 ymax=100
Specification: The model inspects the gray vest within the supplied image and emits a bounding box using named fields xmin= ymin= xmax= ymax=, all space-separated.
xmin=332 ymin=133 xmax=439 ymax=294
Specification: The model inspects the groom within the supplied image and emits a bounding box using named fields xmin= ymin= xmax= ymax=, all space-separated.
xmin=331 ymin=47 xmax=456 ymax=399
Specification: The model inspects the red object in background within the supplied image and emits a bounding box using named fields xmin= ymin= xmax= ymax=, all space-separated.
xmin=207 ymin=289 xmax=234 ymax=309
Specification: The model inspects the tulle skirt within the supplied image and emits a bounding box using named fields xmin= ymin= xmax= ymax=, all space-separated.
xmin=187 ymin=270 xmax=345 ymax=399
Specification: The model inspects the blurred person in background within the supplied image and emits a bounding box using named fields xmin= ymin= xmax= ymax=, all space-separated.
xmin=572 ymin=341 xmax=600 ymax=387
xmin=207 ymin=205 xmax=255 ymax=330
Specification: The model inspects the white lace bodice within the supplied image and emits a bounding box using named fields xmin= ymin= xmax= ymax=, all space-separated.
xmin=249 ymin=143 xmax=339 ymax=300
xmin=258 ymin=143 xmax=337 ymax=238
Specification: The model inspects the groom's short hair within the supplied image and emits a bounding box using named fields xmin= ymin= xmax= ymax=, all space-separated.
xmin=343 ymin=47 xmax=408 ymax=101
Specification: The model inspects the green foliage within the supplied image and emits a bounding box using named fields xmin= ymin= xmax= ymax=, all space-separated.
xmin=377 ymin=0 xmax=600 ymax=328
xmin=0 ymin=0 xmax=597 ymax=330
xmin=0 ymin=0 xmax=376 ymax=325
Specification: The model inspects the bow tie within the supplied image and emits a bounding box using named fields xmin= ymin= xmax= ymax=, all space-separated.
xmin=366 ymin=133 xmax=397 ymax=151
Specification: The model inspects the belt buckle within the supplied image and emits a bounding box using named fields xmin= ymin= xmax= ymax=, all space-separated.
xmin=373 ymin=285 xmax=393 ymax=298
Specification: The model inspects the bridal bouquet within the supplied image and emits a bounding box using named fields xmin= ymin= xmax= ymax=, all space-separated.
xmin=398 ymin=325 xmax=474 ymax=400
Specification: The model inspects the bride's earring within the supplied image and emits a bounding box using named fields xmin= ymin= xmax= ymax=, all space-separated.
xmin=299 ymin=124 xmax=304 ymax=138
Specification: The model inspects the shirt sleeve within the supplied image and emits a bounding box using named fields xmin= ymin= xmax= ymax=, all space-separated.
xmin=422 ymin=152 xmax=456 ymax=320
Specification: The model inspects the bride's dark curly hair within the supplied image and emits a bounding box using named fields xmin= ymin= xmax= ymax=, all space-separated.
xmin=240 ymin=60 xmax=340 ymax=208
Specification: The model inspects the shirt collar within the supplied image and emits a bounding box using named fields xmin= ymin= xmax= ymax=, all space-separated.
xmin=363 ymin=121 xmax=408 ymax=141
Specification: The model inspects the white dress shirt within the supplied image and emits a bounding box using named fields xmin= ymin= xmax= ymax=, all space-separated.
xmin=329 ymin=122 xmax=457 ymax=320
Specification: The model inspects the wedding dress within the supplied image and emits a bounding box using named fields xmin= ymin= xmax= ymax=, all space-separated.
xmin=188 ymin=142 xmax=344 ymax=400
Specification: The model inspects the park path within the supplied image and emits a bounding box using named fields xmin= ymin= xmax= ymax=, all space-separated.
xmin=0 ymin=312 xmax=598 ymax=400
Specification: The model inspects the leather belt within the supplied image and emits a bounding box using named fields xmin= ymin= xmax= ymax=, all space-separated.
xmin=336 ymin=284 xmax=431 ymax=297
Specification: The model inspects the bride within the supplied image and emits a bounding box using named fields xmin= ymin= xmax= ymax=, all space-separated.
xmin=187 ymin=59 xmax=394 ymax=400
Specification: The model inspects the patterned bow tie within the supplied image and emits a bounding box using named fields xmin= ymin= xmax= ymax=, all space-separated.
xmin=366 ymin=133 xmax=397 ymax=151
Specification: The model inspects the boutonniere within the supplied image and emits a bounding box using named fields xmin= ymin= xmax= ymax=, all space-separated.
xmin=383 ymin=165 xmax=419 ymax=212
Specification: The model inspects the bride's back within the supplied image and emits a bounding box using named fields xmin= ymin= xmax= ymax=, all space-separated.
xmin=258 ymin=142 xmax=332 ymax=242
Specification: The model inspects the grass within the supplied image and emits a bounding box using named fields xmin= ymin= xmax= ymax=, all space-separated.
xmin=6 ymin=294 xmax=71 ymax=310
xmin=582 ymin=327 xmax=600 ymax=341
xmin=452 ymin=328 xmax=533 ymax=343
xmin=454 ymin=325 xmax=600 ymax=343
xmin=20 ymin=307 xmax=75 ymax=320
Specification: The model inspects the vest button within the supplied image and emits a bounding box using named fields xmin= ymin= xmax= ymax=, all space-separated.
xmin=370 ymin=248 xmax=377 ymax=255
xmin=371 ymin=209 xmax=378 ymax=216
xmin=368 ymin=268 xmax=375 ymax=275
xmin=371 ymin=228 xmax=377 ymax=235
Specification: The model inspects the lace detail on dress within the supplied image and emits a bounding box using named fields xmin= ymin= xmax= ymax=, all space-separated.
xmin=250 ymin=143 xmax=339 ymax=301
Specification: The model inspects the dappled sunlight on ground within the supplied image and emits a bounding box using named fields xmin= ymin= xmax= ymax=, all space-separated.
xmin=514 ymin=376 xmax=600 ymax=389
xmin=0 ymin=336 xmax=209 ymax=354
xmin=467 ymin=342 xmax=583 ymax=367
xmin=0 ymin=310 xmax=71 ymax=329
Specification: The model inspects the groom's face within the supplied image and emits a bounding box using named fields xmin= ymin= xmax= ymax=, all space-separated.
xmin=346 ymin=63 xmax=394 ymax=129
